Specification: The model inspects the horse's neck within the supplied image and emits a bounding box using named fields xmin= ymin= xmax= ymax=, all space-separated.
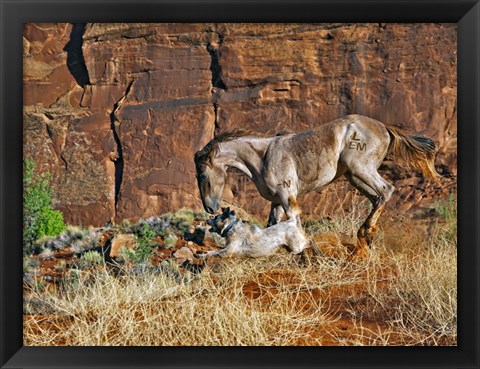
xmin=218 ymin=137 xmax=272 ymax=179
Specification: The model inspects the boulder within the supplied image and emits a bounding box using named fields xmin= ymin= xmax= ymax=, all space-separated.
xmin=110 ymin=234 xmax=136 ymax=258
xmin=173 ymin=246 xmax=194 ymax=263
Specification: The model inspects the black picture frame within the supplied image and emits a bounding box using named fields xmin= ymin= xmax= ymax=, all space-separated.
xmin=1 ymin=0 xmax=479 ymax=368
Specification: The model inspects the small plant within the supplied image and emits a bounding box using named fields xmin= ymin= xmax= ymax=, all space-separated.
xmin=136 ymin=234 xmax=157 ymax=263
xmin=137 ymin=223 xmax=157 ymax=240
xmin=131 ymin=217 xmax=171 ymax=238
xmin=162 ymin=209 xmax=196 ymax=234
xmin=121 ymin=218 xmax=132 ymax=229
xmin=436 ymin=192 xmax=456 ymax=220
xmin=23 ymin=256 xmax=40 ymax=273
xmin=132 ymin=209 xmax=203 ymax=240
xmin=434 ymin=192 xmax=457 ymax=245
xmin=175 ymin=209 xmax=196 ymax=222
xmin=118 ymin=246 xmax=134 ymax=264
xmin=44 ymin=226 xmax=87 ymax=250
xmin=81 ymin=251 xmax=104 ymax=266
xmin=39 ymin=248 xmax=55 ymax=261
xmin=39 ymin=226 xmax=98 ymax=254
xmin=303 ymin=199 xmax=368 ymax=239
xmin=121 ymin=234 xmax=157 ymax=265
xmin=71 ymin=230 xmax=100 ymax=254
xmin=163 ymin=233 xmax=178 ymax=249
xmin=23 ymin=159 xmax=66 ymax=254
xmin=195 ymin=211 xmax=210 ymax=221
xmin=54 ymin=260 xmax=68 ymax=272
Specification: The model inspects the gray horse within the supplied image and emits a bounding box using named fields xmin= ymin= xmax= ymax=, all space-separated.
xmin=194 ymin=114 xmax=439 ymax=256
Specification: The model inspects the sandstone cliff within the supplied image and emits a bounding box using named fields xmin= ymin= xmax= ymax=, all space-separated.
xmin=23 ymin=23 xmax=457 ymax=226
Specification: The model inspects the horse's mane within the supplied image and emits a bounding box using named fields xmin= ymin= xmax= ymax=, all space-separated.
xmin=194 ymin=129 xmax=258 ymax=165
xmin=215 ymin=129 xmax=255 ymax=142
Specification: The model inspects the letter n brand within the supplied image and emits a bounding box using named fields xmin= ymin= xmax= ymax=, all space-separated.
xmin=283 ymin=180 xmax=291 ymax=188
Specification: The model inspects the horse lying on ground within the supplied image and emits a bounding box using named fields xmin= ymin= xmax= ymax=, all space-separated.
xmin=195 ymin=199 xmax=308 ymax=259
xmin=194 ymin=114 xmax=439 ymax=256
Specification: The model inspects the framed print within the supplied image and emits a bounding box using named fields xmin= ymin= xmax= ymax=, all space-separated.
xmin=1 ymin=0 xmax=479 ymax=368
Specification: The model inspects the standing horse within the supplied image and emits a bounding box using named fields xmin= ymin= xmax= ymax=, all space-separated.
xmin=194 ymin=114 xmax=439 ymax=255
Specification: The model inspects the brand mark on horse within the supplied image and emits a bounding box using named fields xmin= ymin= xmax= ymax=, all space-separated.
xmin=278 ymin=180 xmax=291 ymax=188
xmin=349 ymin=131 xmax=366 ymax=151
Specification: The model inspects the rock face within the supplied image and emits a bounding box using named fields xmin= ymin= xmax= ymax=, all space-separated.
xmin=23 ymin=23 xmax=457 ymax=226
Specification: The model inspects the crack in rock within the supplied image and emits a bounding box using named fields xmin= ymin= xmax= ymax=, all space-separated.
xmin=45 ymin=123 xmax=68 ymax=172
xmin=206 ymin=31 xmax=226 ymax=133
xmin=64 ymin=23 xmax=93 ymax=108
xmin=109 ymin=80 xmax=134 ymax=222
xmin=64 ymin=23 xmax=91 ymax=88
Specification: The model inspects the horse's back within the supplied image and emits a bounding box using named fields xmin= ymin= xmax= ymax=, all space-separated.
xmin=273 ymin=114 xmax=388 ymax=161
xmin=262 ymin=115 xmax=391 ymax=193
xmin=315 ymin=114 xmax=388 ymax=139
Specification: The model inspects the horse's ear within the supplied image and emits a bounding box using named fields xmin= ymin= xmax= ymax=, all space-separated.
xmin=230 ymin=210 xmax=236 ymax=216
xmin=221 ymin=207 xmax=227 ymax=213
xmin=224 ymin=207 xmax=230 ymax=214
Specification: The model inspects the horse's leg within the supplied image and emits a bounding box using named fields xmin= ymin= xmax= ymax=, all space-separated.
xmin=345 ymin=169 xmax=394 ymax=255
xmin=267 ymin=203 xmax=285 ymax=227
xmin=279 ymin=193 xmax=299 ymax=220
xmin=195 ymin=246 xmax=234 ymax=259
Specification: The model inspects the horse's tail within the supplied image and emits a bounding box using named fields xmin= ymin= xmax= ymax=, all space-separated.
xmin=386 ymin=127 xmax=440 ymax=182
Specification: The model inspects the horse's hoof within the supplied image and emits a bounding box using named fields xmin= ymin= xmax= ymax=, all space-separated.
xmin=358 ymin=225 xmax=378 ymax=248
xmin=356 ymin=234 xmax=369 ymax=249
xmin=349 ymin=233 xmax=369 ymax=262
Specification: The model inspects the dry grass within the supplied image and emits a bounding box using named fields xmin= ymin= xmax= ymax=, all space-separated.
xmin=24 ymin=256 xmax=330 ymax=346
xmin=23 ymin=194 xmax=457 ymax=346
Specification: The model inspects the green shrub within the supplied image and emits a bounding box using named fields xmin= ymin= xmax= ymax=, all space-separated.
xmin=137 ymin=223 xmax=157 ymax=240
xmin=173 ymin=209 xmax=195 ymax=224
xmin=131 ymin=217 xmax=170 ymax=238
xmin=436 ymin=192 xmax=456 ymax=222
xmin=37 ymin=208 xmax=65 ymax=238
xmin=163 ymin=233 xmax=178 ymax=249
xmin=194 ymin=211 xmax=210 ymax=221
xmin=23 ymin=159 xmax=66 ymax=254
xmin=81 ymin=250 xmax=104 ymax=266
xmin=121 ymin=233 xmax=157 ymax=265
xmin=121 ymin=218 xmax=132 ymax=229
xmin=136 ymin=234 xmax=157 ymax=264
xmin=160 ymin=209 xmax=196 ymax=234
xmin=434 ymin=193 xmax=457 ymax=245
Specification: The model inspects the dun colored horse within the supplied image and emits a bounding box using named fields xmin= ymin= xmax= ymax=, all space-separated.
xmin=194 ymin=114 xmax=439 ymax=255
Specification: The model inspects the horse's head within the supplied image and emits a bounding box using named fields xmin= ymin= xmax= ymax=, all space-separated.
xmin=194 ymin=143 xmax=227 ymax=214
